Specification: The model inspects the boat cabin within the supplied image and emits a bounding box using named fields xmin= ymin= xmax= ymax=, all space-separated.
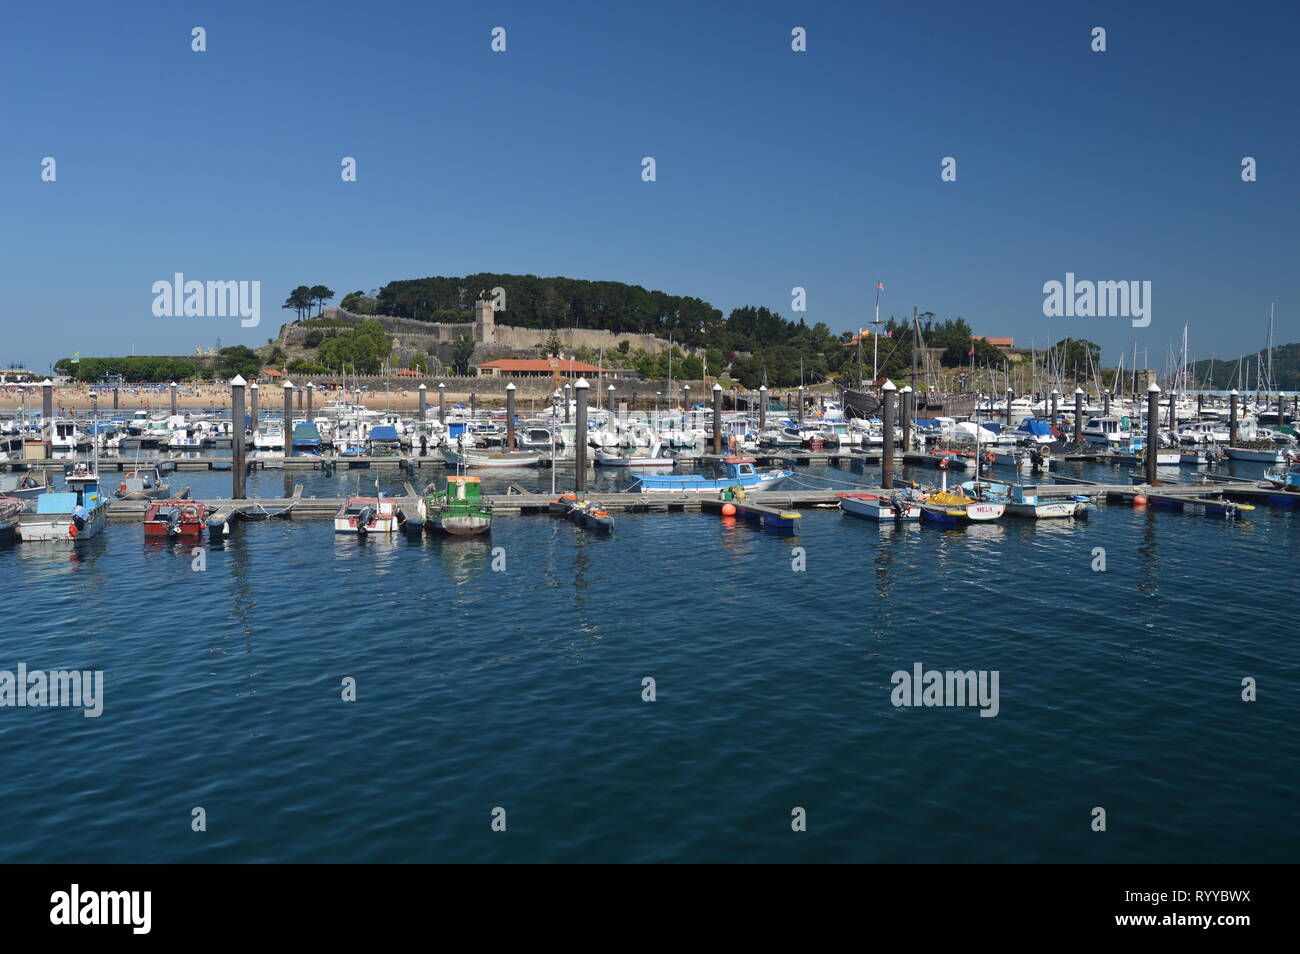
xmin=719 ymin=457 xmax=758 ymax=479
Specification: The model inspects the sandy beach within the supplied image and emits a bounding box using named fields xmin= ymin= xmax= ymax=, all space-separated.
xmin=0 ymin=384 xmax=506 ymax=414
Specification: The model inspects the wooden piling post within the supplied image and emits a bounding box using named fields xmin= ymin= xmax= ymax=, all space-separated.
xmin=418 ymin=383 xmax=426 ymax=422
xmin=1074 ymin=388 xmax=1084 ymax=442
xmin=283 ymin=380 xmax=294 ymax=459
xmin=306 ymin=382 xmax=314 ymax=420
xmin=250 ymin=382 xmax=259 ymax=432
xmin=1229 ymin=389 xmax=1238 ymax=444
xmin=712 ymin=383 xmax=722 ymax=454
xmin=758 ymin=384 xmax=767 ymax=432
xmin=230 ymin=375 xmax=247 ymax=499
xmin=438 ymin=382 xmax=446 ymax=426
xmin=170 ymin=381 xmax=177 ymax=417
xmin=1146 ymin=382 xmax=1160 ymax=484
xmin=506 ymin=383 xmax=516 ymax=449
xmin=574 ymin=378 xmax=589 ymax=492
xmin=881 ymin=380 xmax=896 ymax=488
xmin=41 ymin=379 xmax=53 ymax=427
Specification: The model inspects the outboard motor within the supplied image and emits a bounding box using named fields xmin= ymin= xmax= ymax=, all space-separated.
xmin=165 ymin=508 xmax=183 ymax=537
xmin=356 ymin=506 xmax=374 ymax=536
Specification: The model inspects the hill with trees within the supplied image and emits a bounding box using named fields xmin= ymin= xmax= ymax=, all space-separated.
xmin=1189 ymin=342 xmax=1300 ymax=390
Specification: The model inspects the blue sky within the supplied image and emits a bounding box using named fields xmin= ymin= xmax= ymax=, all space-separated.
xmin=2 ymin=0 xmax=1296 ymax=371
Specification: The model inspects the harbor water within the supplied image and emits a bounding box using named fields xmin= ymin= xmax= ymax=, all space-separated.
xmin=1 ymin=457 xmax=1296 ymax=863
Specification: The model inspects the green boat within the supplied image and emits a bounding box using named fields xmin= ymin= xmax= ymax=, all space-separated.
xmin=422 ymin=475 xmax=492 ymax=536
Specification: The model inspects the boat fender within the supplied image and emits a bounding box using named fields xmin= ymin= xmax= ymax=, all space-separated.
xmin=938 ymin=459 xmax=949 ymax=471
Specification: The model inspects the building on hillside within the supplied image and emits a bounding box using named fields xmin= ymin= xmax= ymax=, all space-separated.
xmin=475 ymin=357 xmax=607 ymax=378
xmin=972 ymin=336 xmax=1015 ymax=350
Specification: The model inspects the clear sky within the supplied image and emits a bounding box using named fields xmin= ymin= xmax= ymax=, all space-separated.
xmin=2 ymin=0 xmax=1296 ymax=372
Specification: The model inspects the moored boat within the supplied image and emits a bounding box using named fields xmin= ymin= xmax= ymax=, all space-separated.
xmin=114 ymin=466 xmax=171 ymax=500
xmin=422 ymin=476 xmax=492 ymax=536
xmin=18 ymin=481 xmax=110 ymax=541
xmin=566 ymin=498 xmax=614 ymax=533
xmin=0 ymin=497 xmax=26 ymax=541
xmin=961 ymin=480 xmax=1087 ymax=519
xmin=837 ymin=491 xmax=920 ymax=522
xmin=1263 ymin=464 xmax=1300 ymax=491
xmin=143 ymin=500 xmax=207 ymax=538
xmin=333 ymin=496 xmax=402 ymax=535
xmin=630 ymin=457 xmax=790 ymax=493
xmin=913 ymin=489 xmax=1004 ymax=525
xmin=441 ymin=448 xmax=541 ymax=468
xmin=0 ymin=472 xmax=49 ymax=501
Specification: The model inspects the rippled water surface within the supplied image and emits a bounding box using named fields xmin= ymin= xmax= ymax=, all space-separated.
xmin=1 ymin=458 xmax=1297 ymax=862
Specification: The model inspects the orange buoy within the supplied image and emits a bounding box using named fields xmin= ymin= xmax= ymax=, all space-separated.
xmin=1132 ymin=494 xmax=1147 ymax=507
xmin=721 ymin=503 xmax=737 ymax=516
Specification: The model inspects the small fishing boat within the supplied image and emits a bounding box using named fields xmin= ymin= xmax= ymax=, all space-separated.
xmin=441 ymin=448 xmax=541 ymax=468
xmin=333 ymin=496 xmax=402 ymax=535
xmin=1225 ymin=445 xmax=1292 ymax=463
xmin=837 ymin=491 xmax=920 ymax=522
xmin=594 ymin=440 xmax=676 ymax=467
xmin=18 ymin=482 xmax=110 ymax=541
xmin=422 ymin=476 xmax=492 ymax=536
xmin=961 ymin=480 xmax=1087 ymax=519
xmin=1263 ymin=464 xmax=1300 ymax=491
xmin=0 ymin=497 xmax=25 ymax=541
xmin=114 ymin=466 xmax=171 ymax=500
xmin=0 ymin=472 xmax=48 ymax=501
xmin=1179 ymin=448 xmax=1222 ymax=466
xmin=143 ymin=500 xmax=207 ymax=538
xmin=630 ymin=457 xmax=791 ymax=493
xmin=566 ymin=498 xmax=614 ymax=533
xmin=913 ymin=489 xmax=1005 ymax=525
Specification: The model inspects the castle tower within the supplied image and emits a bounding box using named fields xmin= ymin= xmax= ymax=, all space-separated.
xmin=474 ymin=298 xmax=496 ymax=345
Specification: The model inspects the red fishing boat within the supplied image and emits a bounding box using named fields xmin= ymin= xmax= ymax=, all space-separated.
xmin=142 ymin=500 xmax=207 ymax=538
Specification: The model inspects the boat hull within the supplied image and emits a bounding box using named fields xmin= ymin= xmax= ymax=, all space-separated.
xmin=442 ymin=449 xmax=541 ymax=468
xmin=630 ymin=472 xmax=790 ymax=493
xmin=434 ymin=515 xmax=492 ymax=536
xmin=1005 ymin=501 xmax=1081 ymax=519
xmin=18 ymin=508 xmax=108 ymax=541
xmin=838 ymin=493 xmax=920 ymax=521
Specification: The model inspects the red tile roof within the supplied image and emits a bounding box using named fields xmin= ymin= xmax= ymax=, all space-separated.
xmin=477 ymin=358 xmax=606 ymax=373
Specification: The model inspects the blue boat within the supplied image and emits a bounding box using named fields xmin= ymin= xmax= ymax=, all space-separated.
xmin=1264 ymin=465 xmax=1300 ymax=491
xmin=629 ymin=457 xmax=791 ymax=493
xmin=1009 ymin=417 xmax=1058 ymax=444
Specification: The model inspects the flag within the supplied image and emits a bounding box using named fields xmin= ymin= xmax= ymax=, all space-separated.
xmin=886 ymin=330 xmax=892 ymax=338
xmin=71 ymin=352 xmax=80 ymax=364
xmin=876 ymin=282 xmax=884 ymax=291
xmin=968 ymin=344 xmax=975 ymax=357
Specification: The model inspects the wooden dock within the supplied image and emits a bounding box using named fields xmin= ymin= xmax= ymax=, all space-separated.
xmin=95 ymin=478 xmax=1289 ymax=524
